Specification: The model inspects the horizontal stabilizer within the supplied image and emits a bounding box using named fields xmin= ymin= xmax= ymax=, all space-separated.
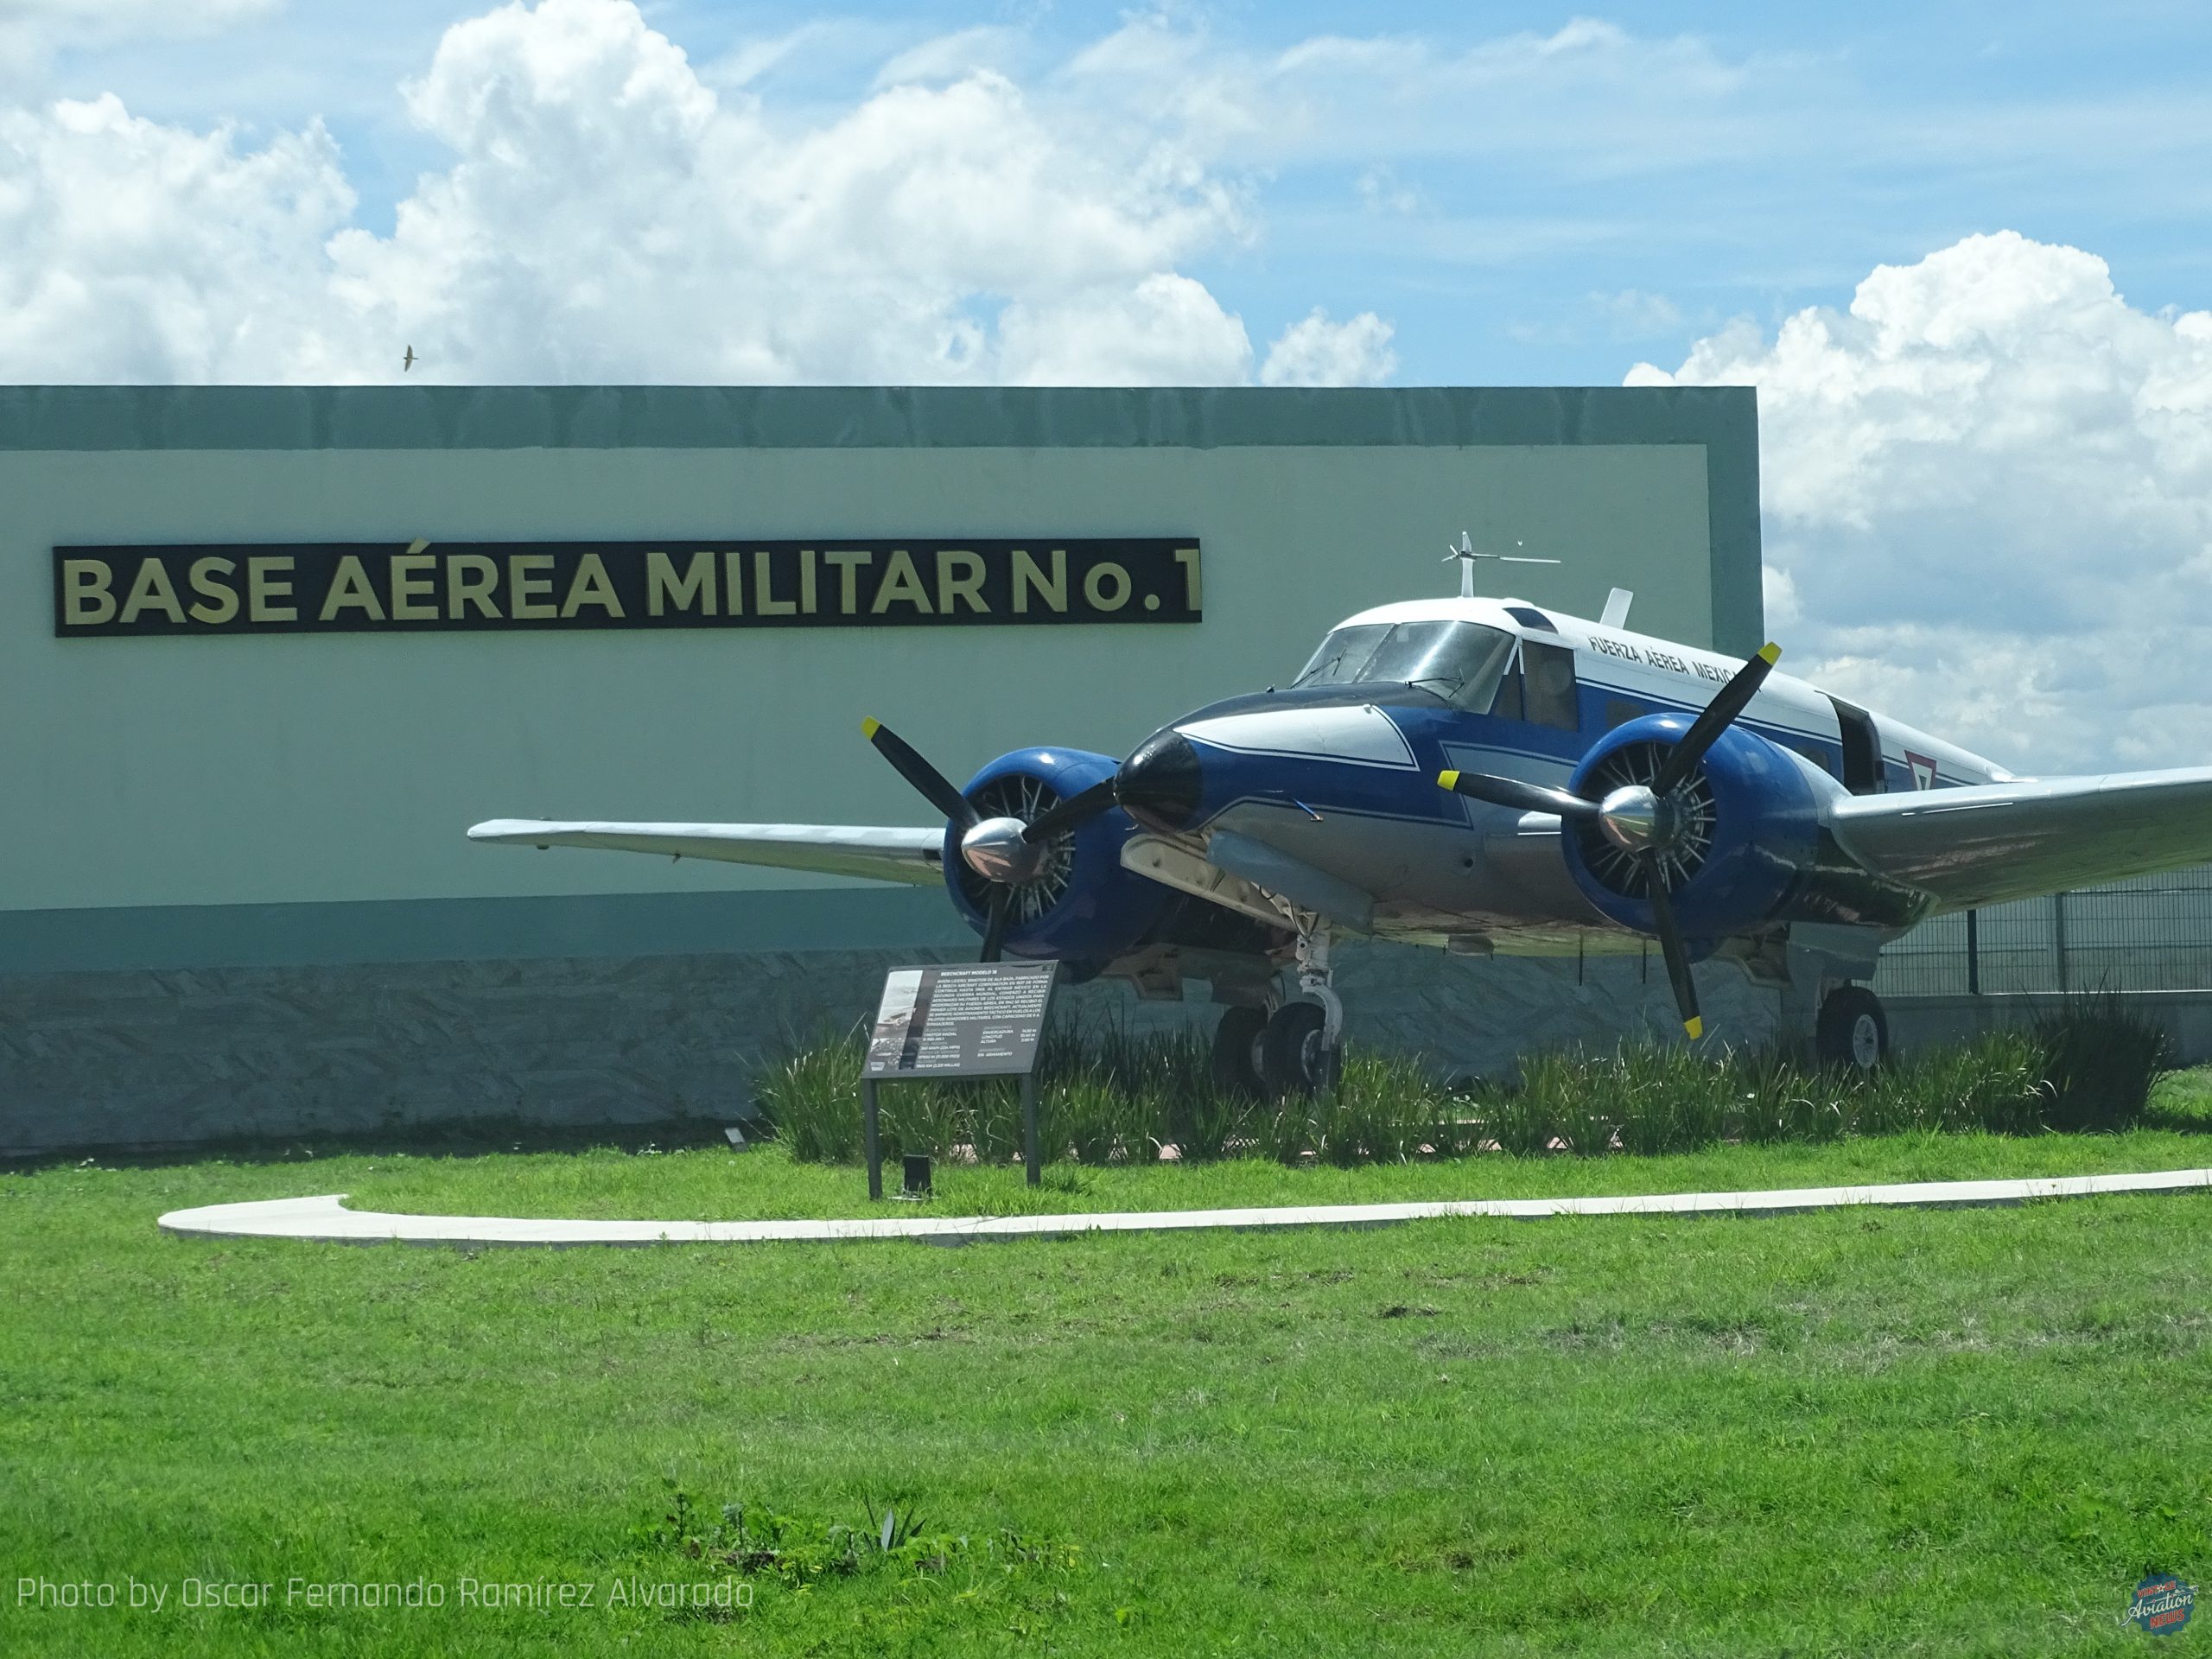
xmin=467 ymin=819 xmax=944 ymax=887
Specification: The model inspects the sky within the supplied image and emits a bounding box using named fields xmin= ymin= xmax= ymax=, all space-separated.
xmin=5 ymin=0 xmax=2212 ymax=771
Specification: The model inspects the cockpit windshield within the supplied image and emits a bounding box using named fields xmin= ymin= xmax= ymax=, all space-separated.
xmin=1291 ymin=620 xmax=1518 ymax=709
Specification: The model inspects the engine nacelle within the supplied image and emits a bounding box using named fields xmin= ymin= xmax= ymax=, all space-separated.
xmin=1560 ymin=714 xmax=1822 ymax=950
xmin=944 ymin=747 xmax=1170 ymax=963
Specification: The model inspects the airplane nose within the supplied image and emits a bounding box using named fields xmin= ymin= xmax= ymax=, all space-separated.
xmin=1116 ymin=728 xmax=1203 ymax=832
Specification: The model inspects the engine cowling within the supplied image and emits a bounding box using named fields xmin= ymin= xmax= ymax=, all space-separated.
xmin=1560 ymin=713 xmax=1821 ymax=949
xmin=944 ymin=747 xmax=1170 ymax=963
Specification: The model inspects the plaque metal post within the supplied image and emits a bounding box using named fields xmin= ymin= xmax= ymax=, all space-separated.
xmin=862 ymin=1079 xmax=882 ymax=1201
xmin=1021 ymin=1071 xmax=1039 ymax=1188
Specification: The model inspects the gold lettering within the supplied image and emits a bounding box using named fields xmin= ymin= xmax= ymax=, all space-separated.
xmin=823 ymin=550 xmax=872 ymax=613
xmin=936 ymin=550 xmax=987 ymax=614
xmin=1083 ymin=560 xmax=1131 ymax=612
xmin=1011 ymin=548 xmax=1066 ymax=613
xmin=646 ymin=550 xmax=715 ymax=617
xmin=390 ymin=554 xmax=437 ymax=620
xmin=120 ymin=556 xmax=188 ymax=625
xmin=60 ymin=558 xmax=117 ymax=626
xmin=187 ymin=556 xmax=238 ymax=626
xmin=872 ymin=548 xmax=933 ymax=614
xmin=1173 ymin=545 xmax=1202 ymax=612
xmin=448 ymin=554 xmax=500 ymax=619
xmin=510 ymin=554 xmax=556 ymax=620
xmin=560 ymin=552 xmax=624 ymax=619
xmin=319 ymin=555 xmax=385 ymax=622
xmin=248 ymin=556 xmax=296 ymax=622
xmin=753 ymin=550 xmax=797 ymax=616
xmin=799 ymin=548 xmax=818 ymax=613
xmin=723 ymin=550 xmax=744 ymax=616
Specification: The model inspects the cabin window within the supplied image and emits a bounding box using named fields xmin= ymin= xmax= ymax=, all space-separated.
xmin=1605 ymin=698 xmax=1643 ymax=730
xmin=1522 ymin=640 xmax=1580 ymax=730
xmin=1292 ymin=620 xmax=1518 ymax=709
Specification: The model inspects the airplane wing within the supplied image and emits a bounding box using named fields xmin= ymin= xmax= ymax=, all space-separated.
xmin=1828 ymin=766 xmax=2212 ymax=911
xmin=467 ymin=819 xmax=945 ymax=887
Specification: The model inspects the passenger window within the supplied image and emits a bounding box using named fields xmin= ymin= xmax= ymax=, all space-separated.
xmin=1523 ymin=641 xmax=1579 ymax=730
xmin=1605 ymin=698 xmax=1643 ymax=730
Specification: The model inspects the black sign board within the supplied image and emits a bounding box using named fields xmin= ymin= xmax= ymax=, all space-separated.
xmin=865 ymin=962 xmax=1058 ymax=1079
xmin=861 ymin=961 xmax=1060 ymax=1198
xmin=53 ymin=539 xmax=1202 ymax=638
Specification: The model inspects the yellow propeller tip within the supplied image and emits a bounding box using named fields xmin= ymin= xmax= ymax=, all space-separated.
xmin=1758 ymin=643 xmax=1781 ymax=665
xmin=1437 ymin=769 xmax=1460 ymax=791
xmin=860 ymin=717 xmax=880 ymax=739
xmin=1684 ymin=1016 xmax=1705 ymax=1040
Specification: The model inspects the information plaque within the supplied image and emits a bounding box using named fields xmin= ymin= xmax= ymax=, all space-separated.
xmin=864 ymin=962 xmax=1058 ymax=1079
xmin=861 ymin=962 xmax=1059 ymax=1198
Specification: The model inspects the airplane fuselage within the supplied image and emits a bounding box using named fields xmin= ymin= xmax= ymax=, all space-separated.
xmin=1119 ymin=596 xmax=2006 ymax=954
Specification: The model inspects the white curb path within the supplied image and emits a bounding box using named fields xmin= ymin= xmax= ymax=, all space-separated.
xmin=158 ymin=1168 xmax=2212 ymax=1248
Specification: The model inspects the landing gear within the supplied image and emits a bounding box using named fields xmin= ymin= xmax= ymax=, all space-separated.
xmin=1261 ymin=1002 xmax=1332 ymax=1096
xmin=1211 ymin=1005 xmax=1268 ymax=1099
xmin=1815 ymin=984 xmax=1888 ymax=1071
xmin=1252 ymin=924 xmax=1344 ymax=1098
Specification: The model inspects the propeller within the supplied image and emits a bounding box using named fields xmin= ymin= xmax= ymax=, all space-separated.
xmin=861 ymin=718 xmax=1124 ymax=963
xmin=1433 ymin=640 xmax=1783 ymax=1039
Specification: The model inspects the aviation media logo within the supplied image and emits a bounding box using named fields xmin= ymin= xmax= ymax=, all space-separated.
xmin=2126 ymin=1573 xmax=2194 ymax=1637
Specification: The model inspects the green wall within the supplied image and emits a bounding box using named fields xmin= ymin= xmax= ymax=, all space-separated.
xmin=1 ymin=386 xmax=1759 ymax=952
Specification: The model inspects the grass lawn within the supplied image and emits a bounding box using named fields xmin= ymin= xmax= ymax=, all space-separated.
xmin=5 ymin=1073 xmax=2211 ymax=1656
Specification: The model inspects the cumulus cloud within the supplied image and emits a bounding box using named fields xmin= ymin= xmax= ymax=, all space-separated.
xmin=1259 ymin=308 xmax=1397 ymax=387
xmin=1630 ymin=231 xmax=2212 ymax=772
xmin=0 ymin=0 xmax=1379 ymax=386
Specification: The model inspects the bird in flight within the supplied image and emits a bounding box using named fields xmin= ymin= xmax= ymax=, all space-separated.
xmin=403 ymin=346 xmax=416 ymax=372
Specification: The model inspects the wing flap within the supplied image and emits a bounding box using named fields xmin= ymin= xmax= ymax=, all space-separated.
xmin=1829 ymin=767 xmax=2212 ymax=909
xmin=468 ymin=819 xmax=945 ymax=887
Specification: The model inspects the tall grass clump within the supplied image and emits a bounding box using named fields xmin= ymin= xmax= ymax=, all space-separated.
xmin=754 ymin=1001 xmax=2158 ymax=1170
xmin=752 ymin=1027 xmax=865 ymax=1162
xmin=2033 ymin=994 xmax=2171 ymax=1133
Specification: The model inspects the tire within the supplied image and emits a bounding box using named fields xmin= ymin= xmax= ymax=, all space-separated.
xmin=1261 ymin=1001 xmax=1331 ymax=1098
xmin=1211 ymin=1006 xmax=1268 ymax=1100
xmin=1815 ymin=985 xmax=1888 ymax=1071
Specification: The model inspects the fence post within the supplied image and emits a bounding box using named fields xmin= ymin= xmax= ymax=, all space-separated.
xmin=1966 ymin=908 xmax=1980 ymax=995
xmin=2053 ymin=891 xmax=2069 ymax=994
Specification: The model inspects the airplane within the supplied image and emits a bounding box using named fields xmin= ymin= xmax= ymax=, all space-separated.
xmin=468 ymin=541 xmax=2212 ymax=1098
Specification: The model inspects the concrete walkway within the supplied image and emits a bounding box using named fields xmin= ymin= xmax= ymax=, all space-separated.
xmin=158 ymin=1167 xmax=2212 ymax=1248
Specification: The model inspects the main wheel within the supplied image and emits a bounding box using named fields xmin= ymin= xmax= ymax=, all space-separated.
xmin=1815 ymin=985 xmax=1888 ymax=1071
xmin=1211 ymin=1006 xmax=1268 ymax=1100
xmin=1261 ymin=1002 xmax=1332 ymax=1098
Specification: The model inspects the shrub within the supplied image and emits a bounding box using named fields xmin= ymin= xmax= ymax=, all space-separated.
xmin=753 ymin=1027 xmax=864 ymax=1163
xmin=753 ymin=1004 xmax=2151 ymax=1169
xmin=2033 ymin=994 xmax=2172 ymax=1134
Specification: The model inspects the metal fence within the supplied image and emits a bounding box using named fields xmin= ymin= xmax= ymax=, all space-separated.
xmin=1872 ymin=863 xmax=2212 ymax=997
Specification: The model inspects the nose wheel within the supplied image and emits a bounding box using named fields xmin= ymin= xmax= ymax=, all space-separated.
xmin=1261 ymin=1001 xmax=1338 ymax=1097
xmin=1815 ymin=984 xmax=1888 ymax=1071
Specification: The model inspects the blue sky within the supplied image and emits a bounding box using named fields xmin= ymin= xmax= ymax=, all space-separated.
xmin=7 ymin=0 xmax=2212 ymax=766
xmin=34 ymin=0 xmax=2212 ymax=385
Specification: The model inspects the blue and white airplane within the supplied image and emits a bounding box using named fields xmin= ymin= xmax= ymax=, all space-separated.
xmin=470 ymin=550 xmax=2212 ymax=1095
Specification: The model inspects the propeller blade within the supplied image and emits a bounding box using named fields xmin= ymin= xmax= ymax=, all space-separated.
xmin=979 ymin=887 xmax=1010 ymax=963
xmin=861 ymin=717 xmax=976 ymax=830
xmin=1641 ymin=855 xmax=1703 ymax=1039
xmin=1021 ymin=778 xmax=1117 ymax=843
xmin=1652 ymin=643 xmax=1782 ymax=796
xmin=1437 ymin=768 xmax=1599 ymax=821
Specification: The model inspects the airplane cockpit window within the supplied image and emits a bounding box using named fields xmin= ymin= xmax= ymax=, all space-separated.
xmin=1292 ymin=621 xmax=1519 ymax=709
